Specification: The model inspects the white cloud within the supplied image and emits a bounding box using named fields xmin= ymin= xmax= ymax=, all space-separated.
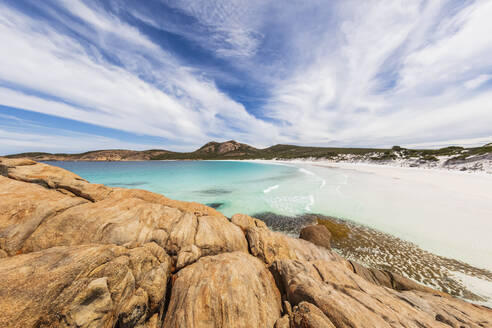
xmin=259 ymin=0 xmax=492 ymax=147
xmin=465 ymin=74 xmax=492 ymax=90
xmin=0 ymin=127 xmax=168 ymax=155
xmin=0 ymin=2 xmax=276 ymax=150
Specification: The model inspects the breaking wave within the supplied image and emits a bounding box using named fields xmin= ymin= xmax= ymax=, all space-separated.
xmin=263 ymin=184 xmax=280 ymax=193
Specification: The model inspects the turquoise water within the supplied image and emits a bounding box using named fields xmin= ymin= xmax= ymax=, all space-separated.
xmin=47 ymin=160 xmax=323 ymax=217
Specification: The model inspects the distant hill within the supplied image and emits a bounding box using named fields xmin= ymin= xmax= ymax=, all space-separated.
xmin=5 ymin=149 xmax=171 ymax=161
xmin=5 ymin=140 xmax=492 ymax=164
xmin=195 ymin=140 xmax=259 ymax=157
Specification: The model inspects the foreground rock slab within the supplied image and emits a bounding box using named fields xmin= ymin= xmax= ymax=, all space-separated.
xmin=164 ymin=252 xmax=282 ymax=327
xmin=272 ymin=258 xmax=492 ymax=327
xmin=0 ymin=243 xmax=171 ymax=328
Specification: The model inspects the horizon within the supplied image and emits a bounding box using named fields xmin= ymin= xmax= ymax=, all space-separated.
xmin=4 ymin=139 xmax=492 ymax=157
xmin=1 ymin=1 xmax=492 ymax=154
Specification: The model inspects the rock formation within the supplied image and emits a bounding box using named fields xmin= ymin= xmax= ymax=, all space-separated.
xmin=0 ymin=157 xmax=491 ymax=327
xmin=195 ymin=140 xmax=258 ymax=157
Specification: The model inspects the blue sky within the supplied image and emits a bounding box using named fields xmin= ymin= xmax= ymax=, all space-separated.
xmin=0 ymin=0 xmax=491 ymax=154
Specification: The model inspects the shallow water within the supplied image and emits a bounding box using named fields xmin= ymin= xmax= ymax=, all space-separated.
xmin=48 ymin=160 xmax=311 ymax=216
xmin=46 ymin=160 xmax=492 ymax=305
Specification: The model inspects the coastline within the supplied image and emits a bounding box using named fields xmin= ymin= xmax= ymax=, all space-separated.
xmin=238 ymin=156 xmax=492 ymax=174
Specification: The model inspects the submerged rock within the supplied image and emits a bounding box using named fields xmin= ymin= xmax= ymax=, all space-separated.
xmin=205 ymin=202 xmax=224 ymax=209
xmin=299 ymin=224 xmax=332 ymax=250
xmin=1 ymin=158 xmax=491 ymax=328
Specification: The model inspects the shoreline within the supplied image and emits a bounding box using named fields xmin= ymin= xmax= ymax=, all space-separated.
xmin=40 ymin=157 xmax=492 ymax=174
xmin=237 ymin=157 xmax=492 ymax=174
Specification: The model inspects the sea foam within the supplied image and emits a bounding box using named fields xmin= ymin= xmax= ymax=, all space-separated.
xmin=263 ymin=184 xmax=279 ymax=193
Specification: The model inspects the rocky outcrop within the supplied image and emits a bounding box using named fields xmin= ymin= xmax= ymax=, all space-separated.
xmin=0 ymin=158 xmax=246 ymax=262
xmin=348 ymin=260 xmax=440 ymax=295
xmin=196 ymin=140 xmax=258 ymax=156
xmin=1 ymin=158 xmax=491 ymax=328
xmin=231 ymin=214 xmax=342 ymax=265
xmin=164 ymin=252 xmax=282 ymax=327
xmin=0 ymin=243 xmax=171 ymax=328
xmin=291 ymin=302 xmax=336 ymax=328
xmin=271 ymin=259 xmax=491 ymax=327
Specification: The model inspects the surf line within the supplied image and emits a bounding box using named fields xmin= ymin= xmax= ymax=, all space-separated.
xmin=305 ymin=195 xmax=315 ymax=211
xmin=263 ymin=185 xmax=279 ymax=193
xmin=299 ymin=167 xmax=325 ymax=189
xmin=298 ymin=168 xmax=315 ymax=175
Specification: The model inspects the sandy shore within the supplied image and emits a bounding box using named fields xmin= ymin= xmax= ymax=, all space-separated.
xmin=300 ymin=161 xmax=492 ymax=201
xmin=244 ymin=158 xmax=492 ymax=200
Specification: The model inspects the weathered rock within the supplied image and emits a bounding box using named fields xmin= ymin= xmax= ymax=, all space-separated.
xmin=1 ymin=157 xmax=112 ymax=201
xmin=231 ymin=213 xmax=268 ymax=231
xmin=271 ymin=258 xmax=492 ymax=328
xmin=163 ymin=252 xmax=282 ymax=328
xmin=292 ymin=302 xmax=336 ymax=328
xmin=348 ymin=260 xmax=439 ymax=294
xmin=176 ymin=244 xmax=201 ymax=270
xmin=274 ymin=315 xmax=290 ymax=328
xmin=0 ymin=243 xmax=171 ymax=328
xmin=299 ymin=224 xmax=332 ymax=250
xmin=0 ymin=176 xmax=88 ymax=255
xmin=243 ymin=216 xmax=342 ymax=265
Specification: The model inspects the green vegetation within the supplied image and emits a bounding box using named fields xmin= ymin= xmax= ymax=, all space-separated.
xmin=6 ymin=141 xmax=492 ymax=162
xmin=151 ymin=143 xmax=385 ymax=160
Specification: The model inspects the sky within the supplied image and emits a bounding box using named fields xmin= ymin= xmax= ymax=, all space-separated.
xmin=0 ymin=0 xmax=491 ymax=154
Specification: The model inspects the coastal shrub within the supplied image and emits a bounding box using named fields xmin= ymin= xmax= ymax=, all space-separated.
xmin=422 ymin=155 xmax=439 ymax=162
xmin=391 ymin=145 xmax=404 ymax=151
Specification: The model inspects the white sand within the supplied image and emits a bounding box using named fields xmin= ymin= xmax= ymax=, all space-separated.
xmin=308 ymin=161 xmax=492 ymax=202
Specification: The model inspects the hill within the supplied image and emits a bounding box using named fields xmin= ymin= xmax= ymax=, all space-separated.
xmin=6 ymin=149 xmax=171 ymax=161
xmin=5 ymin=141 xmax=492 ymax=170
